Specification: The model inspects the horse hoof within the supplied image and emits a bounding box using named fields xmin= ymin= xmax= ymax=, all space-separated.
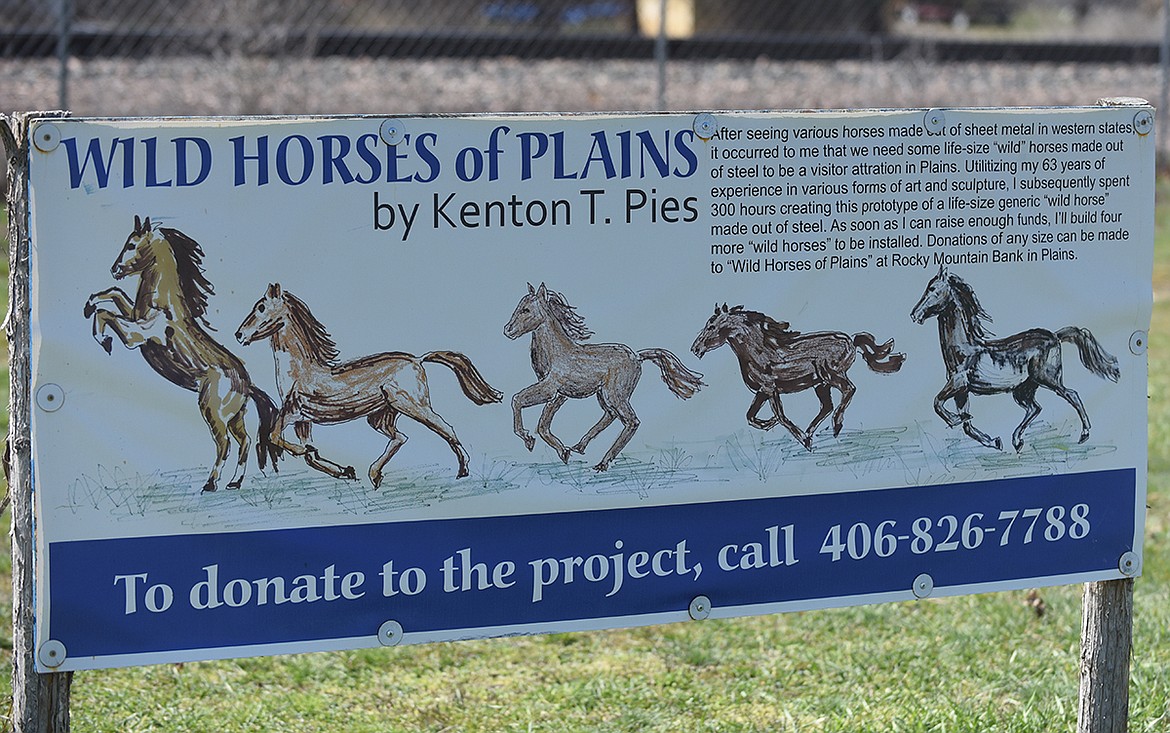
xmin=370 ymin=471 xmax=383 ymax=489
xmin=201 ymin=482 xmax=217 ymax=493
xmin=1013 ymin=440 xmax=1024 ymax=453
xmin=226 ymin=480 xmax=242 ymax=490
xmin=342 ymin=466 xmax=358 ymax=481
xmin=522 ymin=436 xmax=535 ymax=452
xmin=1079 ymin=431 xmax=1090 ymax=444
xmin=593 ymin=462 xmax=608 ymax=472
xmin=83 ymin=302 xmax=96 ymax=319
xmin=570 ymin=443 xmax=587 ymax=455
xmin=100 ymin=336 xmax=113 ymax=354
xmin=456 ymin=467 xmax=469 ymax=479
xmin=558 ymin=449 xmax=570 ymax=464
xmin=992 ymin=438 xmax=1003 ymax=451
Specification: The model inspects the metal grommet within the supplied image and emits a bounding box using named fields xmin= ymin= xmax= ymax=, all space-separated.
xmin=688 ymin=595 xmax=712 ymax=621
xmin=33 ymin=123 xmax=61 ymax=153
xmin=36 ymin=383 xmax=64 ymax=412
xmin=377 ymin=619 xmax=404 ymax=646
xmin=912 ymin=573 xmax=934 ymax=599
xmin=1130 ymin=330 xmax=1147 ymax=356
xmin=379 ymin=119 xmax=407 ymax=146
xmin=923 ymin=109 xmax=946 ymax=134
xmin=38 ymin=640 xmax=67 ymax=668
xmin=1119 ymin=551 xmax=1140 ymax=577
xmin=692 ymin=113 xmax=718 ymax=140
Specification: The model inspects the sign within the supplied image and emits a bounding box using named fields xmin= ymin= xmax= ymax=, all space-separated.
xmin=26 ymin=107 xmax=1152 ymax=671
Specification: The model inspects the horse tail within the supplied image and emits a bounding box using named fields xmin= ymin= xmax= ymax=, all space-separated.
xmin=248 ymin=385 xmax=284 ymax=471
xmin=638 ymin=348 xmax=705 ymax=399
xmin=852 ymin=333 xmax=906 ymax=374
xmin=422 ymin=351 xmax=505 ymax=405
xmin=1057 ymin=327 xmax=1121 ymax=383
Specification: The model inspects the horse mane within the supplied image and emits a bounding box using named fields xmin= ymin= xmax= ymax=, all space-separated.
xmin=158 ymin=226 xmax=215 ymax=327
xmin=281 ymin=291 xmax=342 ymax=366
xmin=733 ymin=306 xmax=801 ymax=348
xmin=544 ymin=288 xmax=594 ymax=342
xmin=945 ymin=273 xmax=995 ymax=340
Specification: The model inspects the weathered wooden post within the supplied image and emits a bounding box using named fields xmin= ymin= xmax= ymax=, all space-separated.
xmin=1078 ymin=578 xmax=1135 ymax=732
xmin=2 ymin=111 xmax=73 ymax=733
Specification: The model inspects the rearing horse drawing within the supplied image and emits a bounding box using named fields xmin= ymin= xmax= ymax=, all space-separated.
xmin=504 ymin=283 xmax=705 ymax=471
xmin=236 ymin=283 xmax=503 ymax=485
xmin=910 ymin=267 xmax=1121 ymax=451
xmin=691 ymin=304 xmax=905 ymax=449
xmin=84 ymin=216 xmax=282 ymax=493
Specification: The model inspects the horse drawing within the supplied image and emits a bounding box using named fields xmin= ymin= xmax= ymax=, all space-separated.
xmin=504 ymin=283 xmax=704 ymax=471
xmin=910 ymin=267 xmax=1121 ymax=451
xmin=236 ymin=283 xmax=502 ymax=485
xmin=84 ymin=216 xmax=282 ymax=492
xmin=691 ymin=304 xmax=905 ymax=449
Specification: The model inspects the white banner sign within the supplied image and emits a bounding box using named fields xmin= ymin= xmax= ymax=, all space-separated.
xmin=26 ymin=107 xmax=1151 ymax=670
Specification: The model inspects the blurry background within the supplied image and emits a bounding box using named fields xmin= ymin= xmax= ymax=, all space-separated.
xmin=0 ymin=0 xmax=1164 ymax=127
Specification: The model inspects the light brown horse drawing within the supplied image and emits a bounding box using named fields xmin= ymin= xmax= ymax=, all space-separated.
xmin=84 ymin=216 xmax=282 ymax=492
xmin=236 ymin=283 xmax=503 ymax=486
xmin=504 ymin=282 xmax=705 ymax=471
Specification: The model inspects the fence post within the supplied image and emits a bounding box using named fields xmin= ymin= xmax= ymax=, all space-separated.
xmin=1077 ymin=578 xmax=1134 ymax=733
xmin=55 ymin=0 xmax=72 ymax=111
xmin=2 ymin=112 xmax=73 ymax=733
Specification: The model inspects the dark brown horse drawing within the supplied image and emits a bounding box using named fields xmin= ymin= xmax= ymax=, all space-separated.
xmin=911 ymin=267 xmax=1120 ymax=450
xmin=691 ymin=304 xmax=905 ymax=449
xmin=504 ymin=283 xmax=704 ymax=471
xmin=84 ymin=216 xmax=281 ymax=492
xmin=236 ymin=283 xmax=502 ymax=485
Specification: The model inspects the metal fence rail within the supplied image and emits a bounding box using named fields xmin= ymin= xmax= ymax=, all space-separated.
xmin=0 ymin=0 xmax=1165 ymax=128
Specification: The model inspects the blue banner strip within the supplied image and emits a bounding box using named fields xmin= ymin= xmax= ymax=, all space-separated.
xmin=48 ymin=468 xmax=1135 ymax=660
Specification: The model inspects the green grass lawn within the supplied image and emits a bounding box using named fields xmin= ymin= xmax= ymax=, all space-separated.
xmin=0 ymin=191 xmax=1167 ymax=732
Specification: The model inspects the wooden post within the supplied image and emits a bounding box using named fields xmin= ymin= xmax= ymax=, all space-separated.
xmin=2 ymin=111 xmax=73 ymax=733
xmin=1077 ymin=578 xmax=1134 ymax=733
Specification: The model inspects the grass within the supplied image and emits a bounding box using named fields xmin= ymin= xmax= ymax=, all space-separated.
xmin=1 ymin=188 xmax=1168 ymax=732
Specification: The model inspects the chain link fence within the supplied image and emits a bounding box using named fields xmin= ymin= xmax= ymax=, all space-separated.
xmin=0 ymin=1 xmax=1166 ymax=120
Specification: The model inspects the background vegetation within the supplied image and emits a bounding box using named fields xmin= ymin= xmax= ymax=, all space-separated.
xmin=0 ymin=187 xmax=1164 ymax=731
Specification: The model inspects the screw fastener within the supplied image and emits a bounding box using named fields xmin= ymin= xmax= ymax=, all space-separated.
xmin=36 ymin=384 xmax=64 ymax=412
xmin=923 ymin=110 xmax=946 ymax=133
xmin=377 ymin=619 xmax=404 ymax=646
xmin=33 ymin=123 xmax=60 ymax=153
xmin=693 ymin=113 xmax=718 ymax=140
xmin=1119 ymin=551 xmax=1140 ymax=577
xmin=38 ymin=640 xmax=67 ymax=668
xmin=912 ymin=573 xmax=935 ymax=599
xmin=688 ymin=595 xmax=712 ymax=620
xmin=1133 ymin=110 xmax=1154 ymax=136
xmin=379 ymin=119 xmax=407 ymax=146
xmin=1129 ymin=331 xmax=1147 ymax=355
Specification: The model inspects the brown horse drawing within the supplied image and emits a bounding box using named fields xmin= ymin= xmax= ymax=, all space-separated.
xmin=83 ymin=216 xmax=282 ymax=492
xmin=691 ymin=304 xmax=905 ymax=449
xmin=236 ymin=283 xmax=502 ymax=485
xmin=504 ymin=282 xmax=704 ymax=471
xmin=911 ymin=267 xmax=1120 ymax=450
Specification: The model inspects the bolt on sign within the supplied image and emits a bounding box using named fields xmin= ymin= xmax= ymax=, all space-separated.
xmin=25 ymin=107 xmax=1151 ymax=671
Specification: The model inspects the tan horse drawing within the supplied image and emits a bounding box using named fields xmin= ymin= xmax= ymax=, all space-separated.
xmin=84 ymin=216 xmax=282 ymax=492
xmin=236 ymin=283 xmax=502 ymax=486
xmin=504 ymin=282 xmax=704 ymax=471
